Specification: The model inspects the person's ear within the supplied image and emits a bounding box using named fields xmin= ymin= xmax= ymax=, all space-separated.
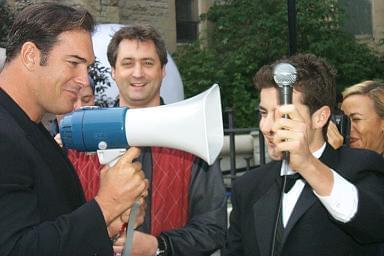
xmin=312 ymin=105 xmax=331 ymax=129
xmin=111 ymin=67 xmax=116 ymax=80
xmin=161 ymin=65 xmax=166 ymax=80
xmin=20 ymin=42 xmax=39 ymax=71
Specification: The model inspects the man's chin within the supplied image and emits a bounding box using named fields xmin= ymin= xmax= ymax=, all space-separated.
xmin=53 ymin=103 xmax=75 ymax=116
xmin=267 ymin=148 xmax=282 ymax=160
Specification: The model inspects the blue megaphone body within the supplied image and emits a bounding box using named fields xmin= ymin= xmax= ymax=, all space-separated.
xmin=60 ymin=107 xmax=128 ymax=151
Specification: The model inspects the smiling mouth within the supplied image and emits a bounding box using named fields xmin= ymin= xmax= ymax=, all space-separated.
xmin=130 ymin=82 xmax=146 ymax=87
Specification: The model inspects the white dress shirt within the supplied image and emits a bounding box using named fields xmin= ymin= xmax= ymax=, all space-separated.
xmin=281 ymin=143 xmax=358 ymax=227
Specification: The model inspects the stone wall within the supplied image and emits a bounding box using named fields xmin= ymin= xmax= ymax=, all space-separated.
xmin=6 ymin=0 xmax=177 ymax=52
xmin=116 ymin=0 xmax=176 ymax=52
xmin=372 ymin=0 xmax=384 ymax=53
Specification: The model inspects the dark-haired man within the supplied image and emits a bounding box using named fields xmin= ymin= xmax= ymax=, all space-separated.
xmin=107 ymin=24 xmax=227 ymax=256
xmin=225 ymin=53 xmax=384 ymax=256
xmin=0 ymin=3 xmax=147 ymax=255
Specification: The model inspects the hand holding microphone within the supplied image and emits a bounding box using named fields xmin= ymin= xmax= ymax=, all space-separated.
xmin=272 ymin=64 xmax=315 ymax=173
xmin=273 ymin=63 xmax=297 ymax=163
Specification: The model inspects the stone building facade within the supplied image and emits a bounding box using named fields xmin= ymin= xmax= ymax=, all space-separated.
xmin=4 ymin=0 xmax=384 ymax=53
xmin=6 ymin=0 xmax=178 ymax=52
xmin=340 ymin=0 xmax=384 ymax=53
xmin=372 ymin=0 xmax=384 ymax=50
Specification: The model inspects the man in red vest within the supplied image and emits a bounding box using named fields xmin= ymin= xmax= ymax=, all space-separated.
xmin=107 ymin=24 xmax=227 ymax=256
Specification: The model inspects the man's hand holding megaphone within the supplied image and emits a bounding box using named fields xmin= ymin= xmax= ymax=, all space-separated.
xmin=94 ymin=147 xmax=149 ymax=239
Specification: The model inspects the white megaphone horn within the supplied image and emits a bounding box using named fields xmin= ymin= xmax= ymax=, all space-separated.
xmin=60 ymin=84 xmax=224 ymax=165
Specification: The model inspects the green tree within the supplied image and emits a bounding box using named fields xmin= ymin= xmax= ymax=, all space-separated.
xmin=174 ymin=0 xmax=384 ymax=127
xmin=0 ymin=2 xmax=15 ymax=48
xmin=89 ymin=59 xmax=115 ymax=107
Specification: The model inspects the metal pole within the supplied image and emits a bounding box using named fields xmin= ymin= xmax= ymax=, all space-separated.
xmin=288 ymin=0 xmax=297 ymax=56
xmin=226 ymin=108 xmax=237 ymax=181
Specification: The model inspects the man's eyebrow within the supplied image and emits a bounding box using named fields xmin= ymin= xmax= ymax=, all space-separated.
xmin=120 ymin=57 xmax=155 ymax=61
xmin=121 ymin=57 xmax=133 ymax=61
xmin=67 ymin=55 xmax=87 ymax=63
xmin=258 ymin=105 xmax=267 ymax=111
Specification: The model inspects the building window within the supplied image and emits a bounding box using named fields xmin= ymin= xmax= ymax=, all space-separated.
xmin=339 ymin=0 xmax=372 ymax=36
xmin=176 ymin=0 xmax=199 ymax=42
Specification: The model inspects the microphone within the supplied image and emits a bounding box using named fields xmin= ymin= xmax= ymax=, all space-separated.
xmin=273 ymin=63 xmax=297 ymax=162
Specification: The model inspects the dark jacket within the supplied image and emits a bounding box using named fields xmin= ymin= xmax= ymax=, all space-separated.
xmin=138 ymin=147 xmax=227 ymax=255
xmin=225 ymin=144 xmax=384 ymax=256
xmin=0 ymin=89 xmax=112 ymax=256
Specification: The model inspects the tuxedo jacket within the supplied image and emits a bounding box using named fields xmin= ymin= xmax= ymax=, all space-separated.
xmin=225 ymin=144 xmax=384 ymax=256
xmin=0 ymin=89 xmax=112 ymax=256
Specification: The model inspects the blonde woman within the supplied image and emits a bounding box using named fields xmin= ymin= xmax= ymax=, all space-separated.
xmin=328 ymin=80 xmax=384 ymax=155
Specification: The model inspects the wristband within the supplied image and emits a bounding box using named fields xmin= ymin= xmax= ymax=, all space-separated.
xmin=156 ymin=235 xmax=168 ymax=256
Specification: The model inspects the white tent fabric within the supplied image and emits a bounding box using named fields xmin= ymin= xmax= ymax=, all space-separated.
xmin=0 ymin=47 xmax=5 ymax=71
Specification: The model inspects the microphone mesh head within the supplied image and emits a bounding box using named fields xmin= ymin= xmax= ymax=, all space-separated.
xmin=273 ymin=63 xmax=297 ymax=87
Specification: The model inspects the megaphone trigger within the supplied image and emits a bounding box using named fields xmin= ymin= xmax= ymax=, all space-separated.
xmin=97 ymin=148 xmax=127 ymax=166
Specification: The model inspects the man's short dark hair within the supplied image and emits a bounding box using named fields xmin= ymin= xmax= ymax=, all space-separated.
xmin=254 ymin=53 xmax=337 ymax=115
xmin=107 ymin=24 xmax=168 ymax=68
xmin=6 ymin=2 xmax=95 ymax=65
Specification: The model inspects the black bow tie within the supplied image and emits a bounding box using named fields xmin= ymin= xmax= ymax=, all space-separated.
xmin=283 ymin=173 xmax=303 ymax=193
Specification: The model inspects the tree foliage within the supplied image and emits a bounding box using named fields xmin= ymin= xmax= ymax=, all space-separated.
xmin=173 ymin=0 xmax=384 ymax=127
xmin=0 ymin=1 xmax=15 ymax=48
xmin=89 ymin=59 xmax=115 ymax=107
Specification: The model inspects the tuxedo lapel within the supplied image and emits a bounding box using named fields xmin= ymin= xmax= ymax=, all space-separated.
xmin=282 ymin=144 xmax=337 ymax=244
xmin=282 ymin=184 xmax=316 ymax=243
xmin=253 ymin=164 xmax=282 ymax=256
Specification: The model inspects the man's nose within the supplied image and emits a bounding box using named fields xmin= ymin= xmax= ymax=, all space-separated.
xmin=260 ymin=115 xmax=274 ymax=135
xmin=74 ymin=65 xmax=90 ymax=88
xmin=260 ymin=123 xmax=272 ymax=136
xmin=132 ymin=63 xmax=143 ymax=77
xmin=75 ymin=75 xmax=89 ymax=88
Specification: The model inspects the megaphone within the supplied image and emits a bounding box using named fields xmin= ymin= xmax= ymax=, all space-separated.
xmin=60 ymin=84 xmax=224 ymax=165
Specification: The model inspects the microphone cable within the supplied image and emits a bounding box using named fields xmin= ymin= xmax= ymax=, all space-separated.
xmin=270 ymin=163 xmax=289 ymax=256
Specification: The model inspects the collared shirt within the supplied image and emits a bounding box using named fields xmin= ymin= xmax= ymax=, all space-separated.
xmin=281 ymin=143 xmax=358 ymax=227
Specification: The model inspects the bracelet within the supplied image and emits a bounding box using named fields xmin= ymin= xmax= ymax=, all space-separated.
xmin=111 ymin=233 xmax=120 ymax=245
xmin=110 ymin=223 xmax=127 ymax=245
xmin=156 ymin=235 xmax=168 ymax=256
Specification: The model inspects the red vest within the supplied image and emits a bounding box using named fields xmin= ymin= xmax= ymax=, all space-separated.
xmin=67 ymin=149 xmax=102 ymax=201
xmin=150 ymin=147 xmax=195 ymax=236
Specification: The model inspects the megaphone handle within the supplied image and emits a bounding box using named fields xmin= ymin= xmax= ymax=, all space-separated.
xmin=98 ymin=148 xmax=138 ymax=256
xmin=122 ymin=200 xmax=140 ymax=256
xmin=97 ymin=149 xmax=127 ymax=166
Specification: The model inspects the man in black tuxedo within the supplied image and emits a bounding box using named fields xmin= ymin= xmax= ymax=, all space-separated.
xmin=0 ymin=3 xmax=147 ymax=255
xmin=225 ymin=53 xmax=384 ymax=256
